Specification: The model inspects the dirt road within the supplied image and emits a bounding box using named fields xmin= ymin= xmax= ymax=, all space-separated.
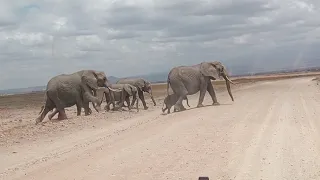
xmin=1 ymin=77 xmax=320 ymax=180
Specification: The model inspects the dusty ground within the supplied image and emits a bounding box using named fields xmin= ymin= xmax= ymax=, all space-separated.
xmin=1 ymin=74 xmax=320 ymax=179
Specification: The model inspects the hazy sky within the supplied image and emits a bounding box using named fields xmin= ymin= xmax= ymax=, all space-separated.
xmin=1 ymin=0 xmax=320 ymax=89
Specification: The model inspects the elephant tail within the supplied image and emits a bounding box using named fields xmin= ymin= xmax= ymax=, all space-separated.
xmin=166 ymin=73 xmax=171 ymax=97
xmin=38 ymin=106 xmax=44 ymax=115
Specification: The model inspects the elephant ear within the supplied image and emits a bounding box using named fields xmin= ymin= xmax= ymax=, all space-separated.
xmin=200 ymin=62 xmax=220 ymax=80
xmin=135 ymin=79 xmax=145 ymax=89
xmin=132 ymin=79 xmax=146 ymax=92
xmin=81 ymin=70 xmax=99 ymax=90
xmin=124 ymin=85 xmax=133 ymax=96
xmin=131 ymin=85 xmax=138 ymax=94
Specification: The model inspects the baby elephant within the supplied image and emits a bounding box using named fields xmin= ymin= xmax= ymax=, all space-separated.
xmin=162 ymin=94 xmax=190 ymax=114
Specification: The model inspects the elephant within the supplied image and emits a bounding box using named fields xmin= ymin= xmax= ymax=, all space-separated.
xmin=35 ymin=70 xmax=119 ymax=124
xmin=97 ymin=84 xmax=139 ymax=112
xmin=166 ymin=61 xmax=235 ymax=112
xmin=162 ymin=93 xmax=190 ymax=114
xmin=116 ymin=78 xmax=156 ymax=110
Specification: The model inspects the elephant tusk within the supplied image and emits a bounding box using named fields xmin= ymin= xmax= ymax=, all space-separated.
xmin=225 ymin=76 xmax=235 ymax=85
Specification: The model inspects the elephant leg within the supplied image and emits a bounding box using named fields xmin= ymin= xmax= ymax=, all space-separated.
xmin=138 ymin=90 xmax=148 ymax=110
xmin=131 ymin=93 xmax=137 ymax=107
xmin=57 ymin=109 xmax=67 ymax=120
xmin=75 ymin=95 xmax=84 ymax=116
xmin=136 ymin=95 xmax=139 ymax=112
xmin=47 ymin=91 xmax=68 ymax=120
xmin=104 ymin=97 xmax=113 ymax=111
xmin=171 ymin=81 xmax=187 ymax=112
xmin=104 ymin=103 xmax=111 ymax=111
xmin=88 ymin=107 xmax=92 ymax=115
xmin=119 ymin=97 xmax=128 ymax=111
xmin=83 ymin=101 xmax=90 ymax=116
xmin=174 ymin=95 xmax=187 ymax=112
xmin=48 ymin=109 xmax=59 ymax=120
xmin=122 ymin=96 xmax=130 ymax=107
xmin=76 ymin=104 xmax=81 ymax=116
xmin=125 ymin=96 xmax=131 ymax=110
xmin=117 ymin=94 xmax=126 ymax=111
xmin=197 ymin=82 xmax=208 ymax=107
xmin=206 ymin=81 xmax=219 ymax=105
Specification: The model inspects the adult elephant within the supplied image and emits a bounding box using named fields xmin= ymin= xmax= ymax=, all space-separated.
xmin=116 ymin=78 xmax=156 ymax=110
xmin=35 ymin=70 xmax=118 ymax=124
xmin=167 ymin=61 xmax=235 ymax=112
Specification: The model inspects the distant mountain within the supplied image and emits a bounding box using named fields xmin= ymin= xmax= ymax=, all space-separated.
xmin=127 ymin=72 xmax=169 ymax=83
xmin=108 ymin=76 xmax=120 ymax=83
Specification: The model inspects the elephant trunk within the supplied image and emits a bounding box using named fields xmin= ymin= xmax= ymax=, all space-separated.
xmin=223 ymin=75 xmax=234 ymax=101
xmin=104 ymin=80 xmax=111 ymax=88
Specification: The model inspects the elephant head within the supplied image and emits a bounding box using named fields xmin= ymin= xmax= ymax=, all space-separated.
xmin=80 ymin=70 xmax=119 ymax=111
xmin=81 ymin=70 xmax=110 ymax=91
xmin=200 ymin=61 xmax=235 ymax=101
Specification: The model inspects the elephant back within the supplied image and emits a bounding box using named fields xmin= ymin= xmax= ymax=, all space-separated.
xmin=116 ymin=78 xmax=145 ymax=88
xmin=110 ymin=84 xmax=125 ymax=90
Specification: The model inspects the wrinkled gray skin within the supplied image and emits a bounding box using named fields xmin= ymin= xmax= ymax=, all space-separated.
xmin=162 ymin=93 xmax=190 ymax=114
xmin=167 ymin=61 xmax=235 ymax=112
xmin=35 ymin=70 xmax=118 ymax=124
xmin=97 ymin=84 xmax=139 ymax=112
xmin=116 ymin=78 xmax=156 ymax=110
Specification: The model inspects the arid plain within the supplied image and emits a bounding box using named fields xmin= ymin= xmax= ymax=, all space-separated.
xmin=1 ymin=72 xmax=320 ymax=180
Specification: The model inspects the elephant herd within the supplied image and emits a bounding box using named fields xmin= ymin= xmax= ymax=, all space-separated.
xmin=35 ymin=61 xmax=235 ymax=124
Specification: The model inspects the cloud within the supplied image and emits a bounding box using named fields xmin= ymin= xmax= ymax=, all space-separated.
xmin=0 ymin=0 xmax=320 ymax=89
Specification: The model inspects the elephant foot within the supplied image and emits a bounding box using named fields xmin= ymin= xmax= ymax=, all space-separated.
xmin=48 ymin=113 xmax=54 ymax=120
xmin=35 ymin=118 xmax=42 ymax=125
xmin=58 ymin=112 xmax=67 ymax=120
xmin=212 ymin=102 xmax=220 ymax=106
xmin=104 ymin=105 xmax=110 ymax=111
xmin=197 ymin=104 xmax=204 ymax=108
xmin=94 ymin=105 xmax=101 ymax=113
xmin=174 ymin=104 xmax=186 ymax=112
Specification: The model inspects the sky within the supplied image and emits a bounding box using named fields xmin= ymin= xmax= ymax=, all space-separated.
xmin=1 ymin=0 xmax=320 ymax=89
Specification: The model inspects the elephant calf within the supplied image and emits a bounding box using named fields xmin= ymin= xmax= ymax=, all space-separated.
xmin=97 ymin=84 xmax=140 ymax=112
xmin=162 ymin=94 xmax=190 ymax=114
